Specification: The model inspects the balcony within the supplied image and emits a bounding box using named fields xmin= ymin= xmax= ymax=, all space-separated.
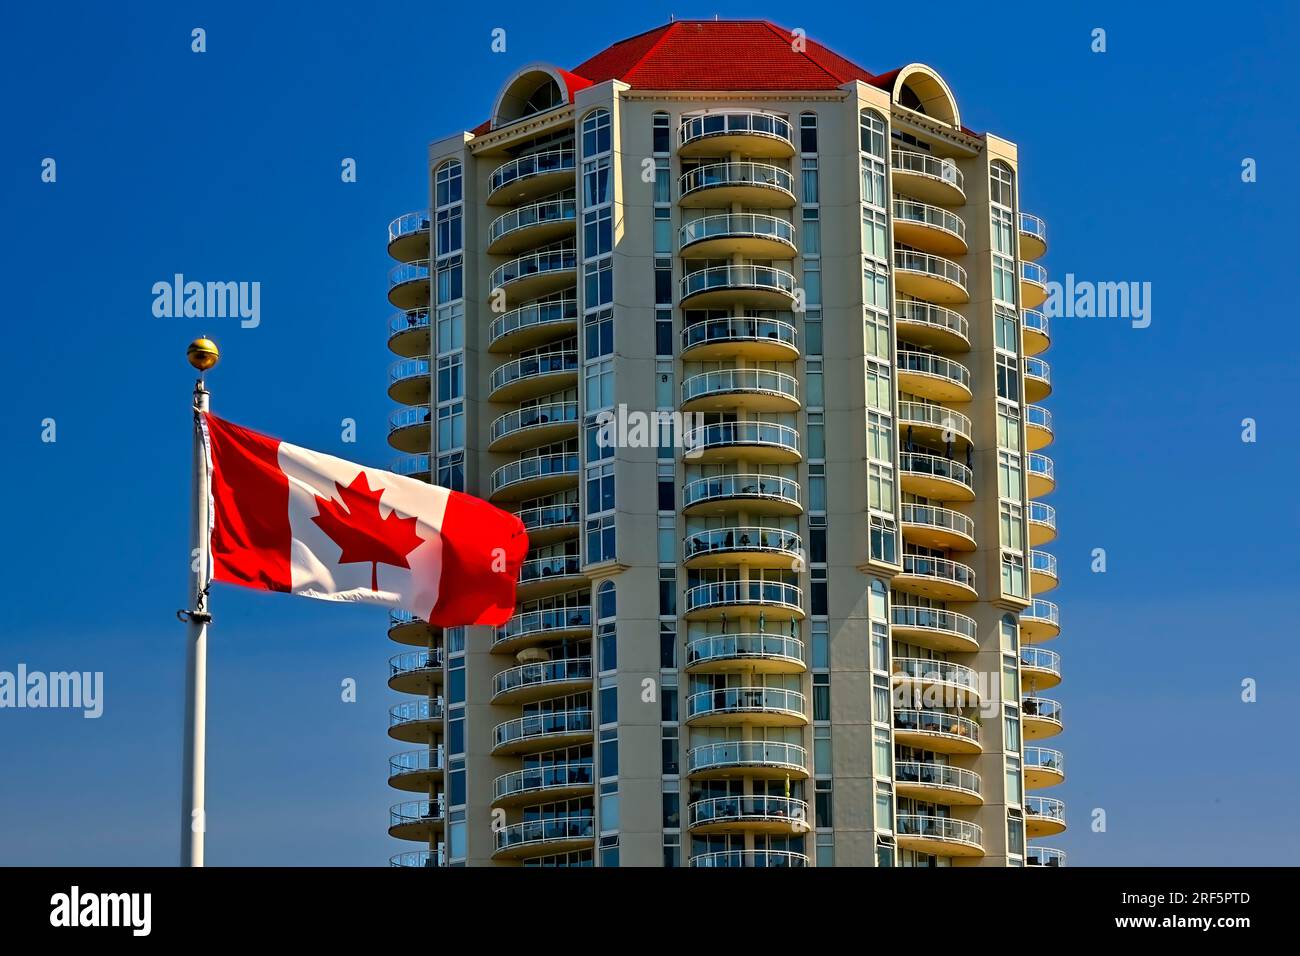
xmin=1021 ymin=696 xmax=1063 ymax=740
xmin=493 ymin=605 xmax=592 ymax=655
xmin=492 ymin=761 xmax=594 ymax=808
xmin=387 ymin=356 xmax=430 ymax=406
xmin=1023 ymin=309 xmax=1050 ymax=355
xmin=687 ymin=687 xmax=807 ymax=727
xmin=1024 ymin=746 xmax=1065 ymax=790
xmin=491 ymin=709 xmax=594 ymax=756
xmin=489 ymin=297 xmax=578 ymax=353
xmin=1020 ymin=646 xmax=1062 ymax=690
xmin=682 ymin=473 xmax=801 ymax=517
xmin=1026 ymin=796 xmax=1067 ymax=837
xmin=678 ymin=111 xmax=795 ymax=158
xmin=1027 ymin=452 xmax=1055 ymax=498
xmin=890 ymin=150 xmax=965 ymax=205
xmin=487 ymin=198 xmax=577 ymax=255
xmin=1030 ymin=549 xmax=1058 ymax=594
xmin=1026 ymin=846 xmax=1067 ymax=867
xmin=487 ymin=148 xmax=576 ymax=206
xmin=387 ymin=210 xmax=430 ymax=264
xmin=387 ymin=260 xmax=430 ymax=311
xmin=893 ymin=709 xmax=982 ymax=755
xmin=388 ymin=697 xmax=444 ymax=744
xmin=893 ymin=657 xmax=982 ymax=707
xmin=1025 ymin=404 xmax=1053 ymax=451
xmin=1025 ymin=356 xmax=1052 ymax=402
xmin=492 ymin=656 xmax=592 ymax=705
xmin=388 ymin=799 xmax=445 ymax=842
xmin=1021 ymin=261 xmax=1048 ymax=309
xmin=679 ymin=263 xmax=798 ymax=309
xmin=490 ymin=247 xmax=577 ymax=305
xmin=388 ymin=307 xmax=430 ymax=359
xmin=681 ymin=368 xmax=800 ymax=414
xmin=894 ymin=250 xmax=969 ymax=304
xmin=489 ymin=452 xmax=579 ymax=503
xmin=685 ymin=633 xmax=805 ymax=674
xmin=898 ymin=400 xmax=972 ymax=446
xmin=680 ymin=316 xmax=798 ymax=362
xmin=897 ymin=350 xmax=972 ymax=403
xmin=489 ymin=401 xmax=578 ymax=453
xmin=387 ymin=746 xmax=445 ymax=793
xmin=686 ymin=740 xmax=809 ymax=781
xmin=899 ymin=451 xmax=975 ymax=502
xmin=900 ymin=502 xmax=976 ymax=552
xmin=1021 ymin=600 xmax=1060 ymax=643
xmin=895 ymin=761 xmax=982 ymax=807
xmin=516 ymin=553 xmax=584 ymax=601
xmin=687 ymin=795 xmax=810 ymax=834
xmin=689 ymin=849 xmax=809 ymax=868
xmin=389 ymin=453 xmax=430 ymax=484
xmin=683 ymin=526 xmax=801 ymax=571
xmin=516 ymin=502 xmax=579 ymax=547
xmin=894 ymin=299 xmax=970 ymax=352
xmin=891 ymin=605 xmax=978 ymax=653
xmin=386 ymin=609 xmax=433 ymax=647
xmin=897 ymin=814 xmax=984 ymax=858
xmin=683 ymin=580 xmax=804 ymax=622
xmin=388 ymin=649 xmax=444 ymax=695
xmin=1029 ymin=501 xmax=1057 ymax=546
xmin=387 ymin=404 xmax=430 ymax=454
xmin=389 ymin=848 xmax=445 ymax=868
xmin=895 ymin=554 xmax=977 ymax=602
xmin=678 ymin=161 xmax=796 ymax=208
xmin=493 ymin=816 xmax=595 ymax=861
xmin=490 ymin=351 xmax=579 ymax=404
xmin=893 ymin=200 xmax=967 ymax=256
xmin=1019 ymin=212 xmax=1048 ymax=261
xmin=680 ymin=213 xmax=796 ymax=259
xmin=685 ymin=421 xmax=801 ymax=465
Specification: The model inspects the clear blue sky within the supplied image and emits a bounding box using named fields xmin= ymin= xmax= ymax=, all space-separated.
xmin=1 ymin=0 xmax=1297 ymax=866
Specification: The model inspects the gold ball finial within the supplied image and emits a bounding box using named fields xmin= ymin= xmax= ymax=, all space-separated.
xmin=187 ymin=337 xmax=220 ymax=371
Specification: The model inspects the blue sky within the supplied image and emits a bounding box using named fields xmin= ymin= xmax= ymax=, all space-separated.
xmin=1 ymin=1 xmax=1297 ymax=866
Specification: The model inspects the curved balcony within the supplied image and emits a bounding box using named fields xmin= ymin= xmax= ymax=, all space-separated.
xmin=900 ymin=502 xmax=976 ymax=552
xmin=390 ymin=453 xmax=430 ymax=484
xmin=894 ymin=299 xmax=970 ymax=352
xmin=1024 ymin=747 xmax=1065 ymax=789
xmin=894 ymin=250 xmax=969 ymax=304
xmin=1021 ymin=599 xmax=1060 ymax=643
xmin=493 ymin=604 xmax=592 ymax=655
xmin=487 ymin=197 xmax=577 ymax=255
xmin=1027 ymin=452 xmax=1055 ymax=498
xmin=685 ymin=633 xmax=805 ymax=674
xmin=489 ymin=452 xmax=580 ymax=503
xmin=893 ymin=657 xmax=982 ymax=707
xmin=1020 ymin=646 xmax=1062 ymax=690
xmin=387 ymin=260 xmax=430 ymax=311
xmin=680 ymin=212 xmax=796 ymax=260
xmin=388 ymin=307 xmax=431 ymax=359
xmin=689 ymin=849 xmax=809 ymax=868
xmin=1025 ymin=358 xmax=1052 ymax=404
xmin=679 ymin=263 xmax=798 ymax=310
xmin=489 ymin=297 xmax=578 ymax=353
xmin=897 ymin=350 xmax=972 ymax=403
xmin=1025 ymin=404 xmax=1053 ymax=451
xmin=680 ymin=316 xmax=798 ymax=362
xmin=487 ymin=148 xmax=576 ymax=206
xmin=517 ymin=502 xmax=580 ymax=547
xmin=387 ymin=357 xmax=430 ymax=406
xmin=490 ymin=247 xmax=577 ymax=305
xmin=387 ymin=609 xmax=433 ymax=647
xmin=687 ymin=740 xmax=809 ymax=781
xmin=388 ymin=799 xmax=445 ymax=842
xmin=1021 ymin=261 xmax=1048 ymax=309
xmin=682 ymin=473 xmax=801 ymax=517
xmin=388 ymin=698 xmax=444 ymax=744
xmin=678 ymin=111 xmax=795 ymax=158
xmin=1021 ymin=696 xmax=1063 ymax=739
xmin=684 ymin=525 xmax=802 ymax=570
xmin=680 ymin=368 xmax=799 ymax=414
xmin=687 ymin=795 xmax=809 ymax=834
xmin=491 ymin=709 xmax=594 ymax=756
xmin=1029 ymin=501 xmax=1057 ymax=546
xmin=899 ymin=451 xmax=975 ymax=501
xmin=895 ymin=554 xmax=977 ymax=602
xmin=686 ymin=421 xmax=801 ymax=465
xmin=897 ymin=814 xmax=984 ymax=858
xmin=678 ymin=161 xmax=796 ymax=208
xmin=388 ymin=649 xmax=444 ymax=695
xmin=686 ymin=687 xmax=807 ymax=727
xmin=516 ymin=553 xmax=584 ymax=601
xmin=1026 ymin=796 xmax=1067 ymax=837
xmin=1019 ymin=212 xmax=1048 ymax=261
xmin=895 ymin=761 xmax=983 ymax=806
xmin=387 ymin=746 xmax=445 ymax=793
xmin=1026 ymin=846 xmax=1067 ymax=867
xmin=390 ymin=849 xmax=445 ymax=868
xmin=387 ymin=210 xmax=430 ymax=264
xmin=893 ymin=200 xmax=967 ymax=256
xmin=1023 ymin=309 xmax=1050 ymax=355
xmin=387 ymin=404 xmax=430 ymax=454
xmin=493 ymin=816 xmax=595 ymax=861
xmin=492 ymin=761 xmax=594 ymax=808
xmin=683 ymin=580 xmax=804 ymax=622
xmin=488 ymin=350 xmax=578 ymax=403
xmin=891 ymin=605 xmax=978 ymax=653
xmin=488 ymin=401 xmax=578 ymax=453
xmin=893 ymin=708 xmax=982 ymax=755
xmin=898 ymin=400 xmax=972 ymax=446
xmin=492 ymin=656 xmax=592 ymax=705
xmin=1030 ymin=549 xmax=1058 ymax=594
xmin=890 ymin=150 xmax=965 ymax=206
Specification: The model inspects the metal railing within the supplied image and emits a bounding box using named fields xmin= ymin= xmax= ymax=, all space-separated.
xmin=679 ymin=161 xmax=794 ymax=199
xmin=894 ymin=708 xmax=981 ymax=744
xmin=1024 ymin=599 xmax=1060 ymax=628
xmin=686 ymin=740 xmax=807 ymax=775
xmin=390 ymin=848 xmax=446 ymax=867
xmin=679 ymin=111 xmax=793 ymax=148
xmin=388 ymin=650 xmax=443 ymax=680
xmin=680 ymin=263 xmax=797 ymax=301
xmin=689 ymin=849 xmax=809 ymax=867
xmin=494 ymin=604 xmax=591 ymax=646
xmin=682 ymin=473 xmax=800 ymax=510
xmin=680 ymin=212 xmax=795 ymax=250
xmin=893 ymin=199 xmax=966 ymax=242
xmin=900 ymin=502 xmax=975 ymax=541
xmin=894 ymin=657 xmax=981 ymax=694
xmin=1021 ymin=696 xmax=1062 ymax=724
xmin=684 ymin=526 xmax=801 ymax=562
xmin=1025 ymin=356 xmax=1051 ymax=385
xmin=1030 ymin=549 xmax=1058 ymax=579
xmin=495 ymin=816 xmax=595 ymax=853
xmin=681 ymin=315 xmax=797 ymax=354
xmin=895 ymin=761 xmax=981 ymax=796
xmin=490 ymin=351 xmax=578 ymax=395
xmin=684 ymin=580 xmax=803 ymax=615
xmin=1028 ymin=453 xmax=1055 ymax=483
xmin=685 ymin=633 xmax=804 ymax=668
xmin=388 ymin=260 xmax=430 ymax=289
xmin=891 ymin=151 xmax=964 ymax=194
xmin=490 ymin=452 xmax=580 ymax=496
xmin=489 ymin=148 xmax=575 ymax=195
xmin=687 ymin=686 xmax=806 ymax=719
xmin=518 ymin=554 xmax=582 ymax=585
xmin=897 ymin=813 xmax=983 ymax=847
xmin=1020 ymin=646 xmax=1061 ymax=677
xmin=1019 ymin=212 xmax=1048 ymax=243
xmin=517 ymin=503 xmax=580 ymax=534
xmin=490 ymin=401 xmax=578 ymax=445
xmin=1023 ymin=309 xmax=1049 ymax=339
xmin=1024 ymin=746 xmax=1065 ymax=776
xmin=1021 ymin=261 xmax=1048 ymax=286
xmin=897 ymin=350 xmax=971 ymax=391
xmin=489 ymin=247 xmax=577 ymax=291
xmin=890 ymin=605 xmax=977 ymax=643
xmin=1026 ymin=846 xmax=1066 ymax=867
xmin=488 ymin=198 xmax=577 ymax=247
xmin=1026 ymin=404 xmax=1053 ymax=432
xmin=388 ymin=210 xmax=430 ymax=244
xmin=389 ymin=453 xmax=430 ymax=478
xmin=898 ymin=451 xmax=973 ymax=489
xmin=898 ymin=401 xmax=973 ymax=440
xmin=895 ymin=299 xmax=969 ymax=342
xmin=389 ymin=697 xmax=444 ymax=728
xmin=493 ymin=761 xmax=594 ymax=802
xmin=681 ymin=368 xmax=799 ymax=406
xmin=493 ymin=657 xmax=592 ymax=698
xmin=390 ymin=798 xmax=445 ymax=829
xmin=388 ymin=405 xmax=430 ymax=433
xmin=493 ymin=709 xmax=593 ymax=748
xmin=1026 ymin=795 xmax=1066 ymax=823
xmin=894 ymin=250 xmax=967 ymax=289
xmin=388 ymin=746 xmax=445 ymax=778
xmin=489 ymin=297 xmax=578 ymax=347
xmin=388 ymin=308 xmax=430 ymax=339
xmin=389 ymin=357 xmax=430 ymax=388
xmin=901 ymin=553 xmax=976 ymax=590
xmin=688 ymin=795 xmax=809 ymax=829
xmin=686 ymin=421 xmax=800 ymax=455
xmin=1029 ymin=501 xmax=1056 ymax=531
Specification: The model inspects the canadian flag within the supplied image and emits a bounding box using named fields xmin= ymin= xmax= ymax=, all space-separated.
xmin=200 ymin=413 xmax=528 ymax=626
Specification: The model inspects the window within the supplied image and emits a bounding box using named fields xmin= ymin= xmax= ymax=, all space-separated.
xmin=859 ymin=110 xmax=887 ymax=158
xmin=584 ymin=258 xmax=612 ymax=307
xmin=800 ymin=112 xmax=818 ymax=152
xmin=813 ymin=673 xmax=830 ymax=720
xmin=584 ymin=206 xmax=612 ymax=257
xmin=587 ymin=462 xmax=615 ymax=512
xmin=435 ymin=161 xmax=462 ymax=208
xmin=1000 ymin=501 xmax=1024 ymax=551
xmin=598 ymin=580 xmax=616 ymax=620
xmin=801 ymin=157 xmax=819 ymax=204
xmin=996 ymin=353 xmax=1020 ymax=402
xmin=585 ymin=359 xmax=614 ymax=411
xmin=652 ymin=112 xmax=670 ymax=154
xmin=436 ymin=353 xmax=462 ymax=403
xmin=815 ymin=779 xmax=833 ymax=828
xmin=870 ymin=516 xmax=897 ymax=564
xmin=998 ymin=450 xmax=1022 ymax=499
xmin=583 ymin=155 xmax=611 ymax=206
xmin=585 ymin=307 xmax=613 ymax=360
xmin=582 ymin=109 xmax=611 ymax=157
xmin=586 ymin=514 xmax=616 ymax=563
xmin=659 ymin=621 xmax=677 ymax=668
xmin=1002 ymin=551 xmax=1027 ymax=598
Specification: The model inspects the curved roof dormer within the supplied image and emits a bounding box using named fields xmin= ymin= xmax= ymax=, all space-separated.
xmin=491 ymin=63 xmax=591 ymax=130
xmin=889 ymin=64 xmax=961 ymax=129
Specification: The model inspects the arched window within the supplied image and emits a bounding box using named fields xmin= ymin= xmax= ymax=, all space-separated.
xmin=859 ymin=110 xmax=887 ymax=159
xmin=492 ymin=67 xmax=568 ymax=128
xmin=597 ymin=580 xmax=616 ymax=620
xmin=582 ymin=108 xmax=612 ymax=158
xmin=891 ymin=66 xmax=960 ymax=129
xmin=1001 ymin=613 xmax=1019 ymax=652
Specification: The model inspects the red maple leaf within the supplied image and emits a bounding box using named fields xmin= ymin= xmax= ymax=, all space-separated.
xmin=311 ymin=471 xmax=424 ymax=591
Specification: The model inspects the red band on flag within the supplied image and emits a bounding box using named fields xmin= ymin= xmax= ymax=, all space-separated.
xmin=428 ymin=490 xmax=529 ymax=627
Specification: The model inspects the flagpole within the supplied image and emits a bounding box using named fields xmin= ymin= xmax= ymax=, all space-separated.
xmin=181 ymin=338 xmax=219 ymax=867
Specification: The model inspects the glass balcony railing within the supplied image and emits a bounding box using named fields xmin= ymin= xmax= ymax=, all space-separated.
xmin=897 ymin=350 xmax=971 ymax=391
xmin=388 ymin=746 xmax=445 ymax=779
xmin=1028 ymin=453 xmax=1055 ymax=484
xmin=1024 ymin=599 xmax=1059 ymax=629
xmin=1019 ymin=212 xmax=1047 ymax=244
xmin=686 ymin=421 xmax=800 ymax=456
xmin=490 ymin=351 xmax=578 ymax=395
xmin=389 ymin=453 xmax=430 ymax=479
xmin=890 ymin=605 xmax=977 ymax=644
xmin=688 ymin=795 xmax=809 ymax=829
xmin=679 ymin=263 xmax=797 ymax=302
xmin=681 ymin=368 xmax=799 ymax=406
xmin=894 ymin=250 xmax=967 ymax=290
xmin=895 ymin=761 xmax=981 ymax=797
xmin=897 ymin=813 xmax=983 ymax=848
xmin=893 ymin=199 xmax=966 ymax=242
xmin=682 ymin=473 xmax=800 ymax=511
xmin=494 ymin=604 xmax=591 ymax=647
xmin=389 ymin=357 xmax=430 ymax=388
xmin=686 ymin=740 xmax=807 ymax=776
xmin=388 ymin=308 xmax=431 ymax=339
xmin=1023 ymin=308 xmax=1049 ymax=341
xmin=388 ymin=404 xmax=430 ymax=433
xmin=679 ymin=161 xmax=794 ymax=200
xmin=890 ymin=151 xmax=964 ymax=195
xmin=1026 ymin=846 xmax=1066 ymax=867
xmin=489 ymin=247 xmax=577 ymax=292
xmin=680 ymin=212 xmax=795 ymax=250
xmin=489 ymin=297 xmax=578 ymax=348
xmin=1026 ymin=795 xmax=1066 ymax=825
xmin=684 ymin=580 xmax=803 ymax=615
xmin=389 ymin=697 xmax=444 ymax=729
xmin=685 ymin=633 xmax=804 ymax=668
xmin=390 ymin=848 xmax=446 ymax=867
xmin=681 ymin=315 xmax=797 ymax=355
xmin=495 ymin=816 xmax=595 ymax=854
xmin=895 ymin=299 xmax=969 ymax=343
xmin=679 ymin=111 xmax=793 ymax=149
xmin=390 ymin=798 xmax=445 ymax=829
xmin=492 ymin=657 xmax=592 ymax=699
xmin=899 ymin=451 xmax=974 ymax=491
xmin=893 ymin=657 xmax=981 ymax=695
xmin=388 ymin=210 xmax=430 ymax=245
xmin=1024 ymin=746 xmax=1064 ymax=777
xmin=687 ymin=686 xmax=806 ymax=720
xmin=900 ymin=553 xmax=976 ymax=590
xmin=516 ymin=503 xmax=580 ymax=535
xmin=900 ymin=502 xmax=975 ymax=542
xmin=894 ymin=708 xmax=981 ymax=745
xmin=488 ymin=198 xmax=577 ymax=247
xmin=388 ymin=260 xmax=430 ymax=290
xmin=1025 ymin=356 xmax=1052 ymax=387
xmin=1021 ymin=261 xmax=1048 ymax=287
xmin=490 ymin=401 xmax=578 ymax=445
xmin=1021 ymin=696 xmax=1063 ymax=725
xmin=490 ymin=452 xmax=580 ymax=496
xmin=518 ymin=554 xmax=582 ymax=586
xmin=1030 ymin=549 xmax=1058 ymax=579
xmin=1026 ymin=404 xmax=1053 ymax=432
xmin=489 ymin=148 xmax=575 ymax=196
xmin=897 ymin=401 xmax=972 ymax=440
xmin=1029 ymin=501 xmax=1056 ymax=530
xmin=493 ymin=761 xmax=594 ymax=802
xmin=1020 ymin=646 xmax=1061 ymax=677
xmin=493 ymin=709 xmax=593 ymax=749
xmin=689 ymin=849 xmax=809 ymax=867
xmin=388 ymin=650 xmax=443 ymax=680
xmin=683 ymin=526 xmax=802 ymax=563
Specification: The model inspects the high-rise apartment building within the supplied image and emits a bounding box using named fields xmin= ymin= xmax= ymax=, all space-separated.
xmin=382 ymin=19 xmax=1063 ymax=867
